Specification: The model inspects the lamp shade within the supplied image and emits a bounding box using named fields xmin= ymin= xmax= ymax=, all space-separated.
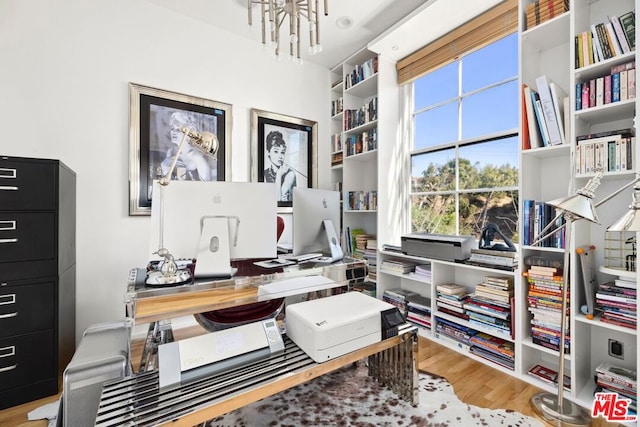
xmin=547 ymin=193 xmax=600 ymax=224
xmin=608 ymin=184 xmax=640 ymax=231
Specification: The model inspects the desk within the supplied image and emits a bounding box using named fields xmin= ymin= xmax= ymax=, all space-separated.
xmin=104 ymin=259 xmax=418 ymax=426
xmin=125 ymin=259 xmax=368 ymax=371
xmin=94 ymin=328 xmax=418 ymax=427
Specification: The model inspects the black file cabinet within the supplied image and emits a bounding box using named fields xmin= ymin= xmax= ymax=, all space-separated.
xmin=0 ymin=156 xmax=76 ymax=409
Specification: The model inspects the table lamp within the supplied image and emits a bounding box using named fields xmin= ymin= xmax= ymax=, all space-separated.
xmin=530 ymin=169 xmax=640 ymax=425
xmin=146 ymin=126 xmax=219 ymax=287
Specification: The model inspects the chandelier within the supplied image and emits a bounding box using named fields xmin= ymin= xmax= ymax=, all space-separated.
xmin=243 ymin=0 xmax=328 ymax=63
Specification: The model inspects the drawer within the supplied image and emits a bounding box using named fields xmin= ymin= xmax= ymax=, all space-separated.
xmin=0 ymin=212 xmax=55 ymax=263
xmin=0 ymin=159 xmax=56 ymax=211
xmin=0 ymin=281 xmax=55 ymax=338
xmin=0 ymin=329 xmax=55 ymax=392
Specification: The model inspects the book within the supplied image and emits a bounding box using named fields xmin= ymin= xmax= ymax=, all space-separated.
xmin=437 ymin=283 xmax=468 ymax=296
xmin=610 ymin=15 xmax=632 ymax=54
xmin=618 ymin=10 xmax=635 ymax=51
xmin=549 ymin=82 xmax=567 ymax=144
xmin=523 ymin=85 xmax=544 ymax=148
xmin=535 ymin=75 xmax=563 ymax=145
xmin=528 ymin=364 xmax=571 ymax=391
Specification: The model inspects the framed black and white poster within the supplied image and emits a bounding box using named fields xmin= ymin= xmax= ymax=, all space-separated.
xmin=128 ymin=83 xmax=232 ymax=216
xmin=250 ymin=108 xmax=317 ymax=209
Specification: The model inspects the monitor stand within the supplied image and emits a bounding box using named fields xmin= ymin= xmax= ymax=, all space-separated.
xmin=322 ymin=219 xmax=344 ymax=262
xmin=195 ymin=216 xmax=234 ymax=279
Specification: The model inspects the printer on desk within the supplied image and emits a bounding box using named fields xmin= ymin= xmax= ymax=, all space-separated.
xmin=285 ymin=292 xmax=404 ymax=363
xmin=401 ymin=233 xmax=475 ymax=262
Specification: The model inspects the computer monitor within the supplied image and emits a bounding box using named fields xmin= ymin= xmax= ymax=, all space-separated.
xmin=149 ymin=180 xmax=277 ymax=278
xmin=292 ymin=187 xmax=343 ymax=262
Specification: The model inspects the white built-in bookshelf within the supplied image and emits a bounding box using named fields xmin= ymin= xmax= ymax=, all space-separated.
xmin=369 ymin=0 xmax=638 ymax=417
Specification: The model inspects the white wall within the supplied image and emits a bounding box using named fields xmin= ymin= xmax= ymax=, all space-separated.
xmin=0 ymin=0 xmax=331 ymax=341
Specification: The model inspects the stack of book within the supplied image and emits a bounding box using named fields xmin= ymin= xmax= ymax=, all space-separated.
xmin=436 ymin=283 xmax=470 ymax=320
xmin=526 ymin=0 xmax=569 ymax=30
xmin=527 ymin=364 xmax=571 ymax=391
xmin=411 ymin=264 xmax=432 ymax=282
xmin=469 ymin=332 xmax=515 ymax=371
xmin=594 ymin=362 xmax=637 ymax=416
xmin=380 ymin=259 xmax=416 ymax=274
xmin=526 ymin=265 xmax=571 ymax=353
xmin=435 ymin=317 xmax=476 ymax=351
xmin=467 ymin=248 xmax=518 ymax=271
xmin=406 ymin=294 xmax=432 ymax=330
xmin=382 ymin=288 xmax=419 ymax=319
xmin=466 ymin=276 xmax=514 ymax=339
xmin=353 ymin=281 xmax=376 ymax=297
xmin=382 ymin=243 xmax=402 ymax=253
xmin=596 ymin=279 xmax=637 ymax=330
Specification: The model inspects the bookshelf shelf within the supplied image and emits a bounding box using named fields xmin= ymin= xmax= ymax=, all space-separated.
xmin=575 ymin=313 xmax=638 ymax=335
xmin=344 ymin=149 xmax=377 ymax=162
xmin=344 ymin=119 xmax=378 ymax=135
xmin=522 ymin=12 xmax=570 ymax=51
xmin=574 ymin=98 xmax=635 ymax=124
xmin=345 ymin=73 xmax=378 ymax=98
xmin=575 ymin=51 xmax=635 ymax=81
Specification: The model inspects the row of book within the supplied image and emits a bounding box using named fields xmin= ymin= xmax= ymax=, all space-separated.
xmin=575 ymin=11 xmax=635 ymax=69
xmin=382 ymin=288 xmax=432 ymax=330
xmin=331 ymin=133 xmax=342 ymax=153
xmin=522 ymin=75 xmax=568 ymax=150
xmin=465 ymin=247 xmax=518 ymax=271
xmin=344 ymin=56 xmax=378 ymax=90
xmin=526 ymin=264 xmax=571 ymax=354
xmin=596 ymin=278 xmax=637 ymax=330
xmin=522 ymin=200 xmax=566 ymax=248
xmin=380 ymin=259 xmax=417 ymax=274
xmin=331 ymin=96 xmax=343 ymax=117
xmin=344 ymin=227 xmax=371 ymax=255
xmin=344 ymin=97 xmax=377 ymax=131
xmin=575 ymin=135 xmax=635 ymax=175
xmin=575 ymin=61 xmax=636 ymax=111
xmin=525 ymin=0 xmax=568 ymax=31
xmin=346 ymin=190 xmax=377 ymax=211
xmin=353 ymin=281 xmax=376 ymax=297
xmin=345 ymin=128 xmax=377 ymax=157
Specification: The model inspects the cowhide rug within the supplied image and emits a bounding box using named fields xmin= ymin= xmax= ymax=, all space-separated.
xmin=202 ymin=361 xmax=544 ymax=427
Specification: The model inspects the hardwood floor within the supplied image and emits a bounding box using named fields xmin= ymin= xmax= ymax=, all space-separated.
xmin=0 ymin=326 xmax=621 ymax=426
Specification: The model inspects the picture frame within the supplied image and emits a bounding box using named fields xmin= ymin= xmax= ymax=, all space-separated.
xmin=250 ymin=108 xmax=317 ymax=209
xmin=128 ymin=83 xmax=232 ymax=216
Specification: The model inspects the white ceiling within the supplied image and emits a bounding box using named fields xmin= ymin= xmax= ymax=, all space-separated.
xmin=143 ymin=0 xmax=505 ymax=68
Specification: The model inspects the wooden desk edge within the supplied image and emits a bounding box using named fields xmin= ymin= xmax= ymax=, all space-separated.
xmin=159 ymin=330 xmax=417 ymax=427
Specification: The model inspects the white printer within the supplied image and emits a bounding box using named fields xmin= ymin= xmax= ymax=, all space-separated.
xmin=285 ymin=292 xmax=404 ymax=363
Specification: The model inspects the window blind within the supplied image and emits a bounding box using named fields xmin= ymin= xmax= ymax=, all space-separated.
xmin=396 ymin=0 xmax=518 ymax=85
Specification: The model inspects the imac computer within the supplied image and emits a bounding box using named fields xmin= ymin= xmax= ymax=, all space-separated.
xmin=292 ymin=187 xmax=343 ymax=262
xmin=149 ymin=180 xmax=277 ymax=279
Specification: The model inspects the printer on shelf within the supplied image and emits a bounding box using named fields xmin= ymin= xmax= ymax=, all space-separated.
xmin=401 ymin=233 xmax=475 ymax=262
xmin=285 ymin=292 xmax=404 ymax=363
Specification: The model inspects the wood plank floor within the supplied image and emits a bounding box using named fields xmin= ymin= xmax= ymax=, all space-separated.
xmin=0 ymin=325 xmax=620 ymax=426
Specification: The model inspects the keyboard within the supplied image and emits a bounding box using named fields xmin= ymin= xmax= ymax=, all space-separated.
xmin=281 ymin=253 xmax=323 ymax=262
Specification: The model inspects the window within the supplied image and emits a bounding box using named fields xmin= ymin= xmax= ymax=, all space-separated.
xmin=410 ymin=33 xmax=519 ymax=242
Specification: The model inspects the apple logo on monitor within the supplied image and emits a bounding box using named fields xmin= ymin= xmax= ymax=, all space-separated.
xmin=322 ymin=198 xmax=327 ymax=208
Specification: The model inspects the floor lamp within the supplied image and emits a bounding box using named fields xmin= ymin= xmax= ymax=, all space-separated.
xmin=530 ymin=170 xmax=640 ymax=426
xmin=146 ymin=127 xmax=219 ymax=286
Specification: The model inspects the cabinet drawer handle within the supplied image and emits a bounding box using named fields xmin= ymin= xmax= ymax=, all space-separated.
xmin=0 ymin=345 xmax=15 ymax=358
xmin=0 ymin=294 xmax=15 ymax=306
xmin=0 ymin=186 xmax=18 ymax=191
xmin=0 ymin=364 xmax=17 ymax=373
xmin=0 ymin=168 xmax=17 ymax=179
xmin=0 ymin=221 xmax=16 ymax=231
xmin=0 ymin=238 xmax=17 ymax=244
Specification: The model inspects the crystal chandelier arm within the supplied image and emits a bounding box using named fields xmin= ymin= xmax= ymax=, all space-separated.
xmin=315 ymin=0 xmax=321 ymax=44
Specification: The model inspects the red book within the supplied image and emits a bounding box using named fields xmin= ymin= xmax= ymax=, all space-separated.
xmin=604 ymin=75 xmax=612 ymax=104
